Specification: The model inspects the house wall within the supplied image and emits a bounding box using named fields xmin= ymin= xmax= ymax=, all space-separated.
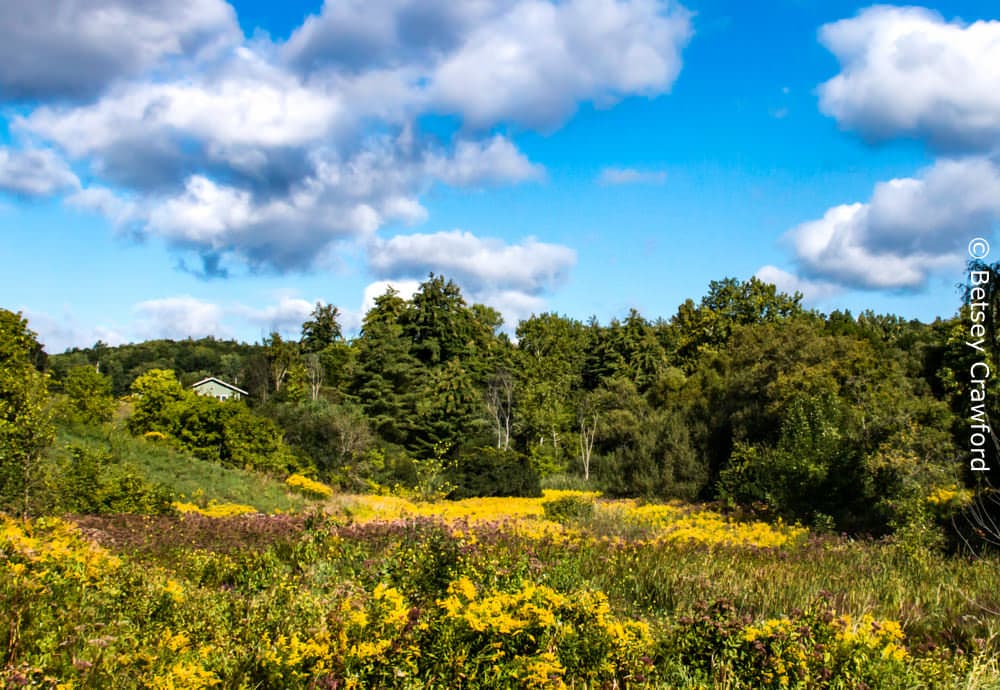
xmin=192 ymin=380 xmax=241 ymax=401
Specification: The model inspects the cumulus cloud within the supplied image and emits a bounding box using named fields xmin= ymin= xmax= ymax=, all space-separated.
xmin=427 ymin=136 xmax=545 ymax=187
xmin=284 ymin=0 xmax=691 ymax=130
xmin=283 ymin=0 xmax=497 ymax=74
xmin=754 ymin=265 xmax=842 ymax=302
xmin=784 ymin=157 xmax=1000 ymax=290
xmin=0 ymin=0 xmax=240 ymax=101
xmin=19 ymin=49 xmax=347 ymax=191
xmin=596 ymin=167 xmax=667 ymax=185
xmin=67 ymin=186 xmax=140 ymax=227
xmin=369 ymin=230 xmax=576 ymax=294
xmin=232 ymin=295 xmax=317 ymax=335
xmin=819 ymin=6 xmax=1000 ymax=151
xmin=367 ymin=230 xmax=576 ymax=326
xmin=65 ymin=132 xmax=545 ymax=273
xmin=5 ymin=0 xmax=690 ymax=282
xmin=428 ymin=0 xmax=692 ymax=129
xmin=134 ymin=296 xmax=228 ymax=340
xmin=22 ymin=308 xmax=127 ymax=354
xmin=0 ymin=147 xmax=79 ymax=196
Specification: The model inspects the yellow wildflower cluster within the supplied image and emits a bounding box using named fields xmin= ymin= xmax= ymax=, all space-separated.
xmin=349 ymin=490 xmax=600 ymax=523
xmin=150 ymin=660 xmax=219 ymax=690
xmin=339 ymin=491 xmax=806 ymax=550
xmin=832 ymin=613 xmax=908 ymax=662
xmin=162 ymin=578 xmax=186 ymax=603
xmin=1 ymin=515 xmax=120 ymax=584
xmin=172 ymin=500 xmax=258 ymax=517
xmin=285 ymin=473 xmax=334 ymax=499
xmin=926 ymin=484 xmax=973 ymax=508
xmin=259 ymin=631 xmax=336 ymax=681
xmin=742 ymin=617 xmax=797 ymax=642
xmin=436 ymin=578 xmax=653 ymax=686
xmin=258 ymin=582 xmax=415 ymax=685
xmin=614 ymin=501 xmax=807 ymax=548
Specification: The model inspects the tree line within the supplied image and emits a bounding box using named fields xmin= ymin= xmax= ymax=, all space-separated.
xmin=6 ymin=267 xmax=1000 ymax=540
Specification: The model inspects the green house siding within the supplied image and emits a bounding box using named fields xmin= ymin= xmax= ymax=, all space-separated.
xmin=191 ymin=379 xmax=244 ymax=401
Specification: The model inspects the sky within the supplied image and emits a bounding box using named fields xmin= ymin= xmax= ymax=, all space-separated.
xmin=2 ymin=0 xmax=1000 ymax=353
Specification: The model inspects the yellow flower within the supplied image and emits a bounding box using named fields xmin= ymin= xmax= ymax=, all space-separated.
xmin=285 ymin=473 xmax=334 ymax=498
xmin=163 ymin=578 xmax=185 ymax=603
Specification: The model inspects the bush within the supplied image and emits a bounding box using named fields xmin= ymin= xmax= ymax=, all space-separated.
xmin=663 ymin=597 xmax=926 ymax=689
xmin=446 ymin=447 xmax=541 ymax=499
xmin=58 ymin=444 xmax=175 ymax=515
xmin=542 ymin=494 xmax=596 ymax=523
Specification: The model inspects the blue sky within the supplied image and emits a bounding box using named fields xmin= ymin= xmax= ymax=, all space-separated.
xmin=2 ymin=0 xmax=999 ymax=352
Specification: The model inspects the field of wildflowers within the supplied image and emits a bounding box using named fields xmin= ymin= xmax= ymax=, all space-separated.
xmin=2 ymin=491 xmax=999 ymax=688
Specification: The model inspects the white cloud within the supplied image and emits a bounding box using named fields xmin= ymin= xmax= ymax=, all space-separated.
xmin=0 ymin=148 xmax=79 ymax=196
xmin=22 ymin=308 xmax=127 ymax=354
xmin=5 ymin=0 xmax=689 ymax=282
xmin=233 ymin=295 xmax=317 ymax=335
xmin=784 ymin=157 xmax=1000 ymax=290
xmin=361 ymin=280 xmax=422 ymax=314
xmin=283 ymin=0 xmax=497 ymax=73
xmin=596 ymin=167 xmax=667 ymax=185
xmin=754 ymin=266 xmax=842 ymax=302
xmin=429 ymin=0 xmax=692 ymax=129
xmin=66 ymin=132 xmax=545 ymax=273
xmin=68 ymin=186 xmax=140 ymax=227
xmin=134 ymin=296 xmax=228 ymax=340
xmin=20 ymin=51 xmax=346 ymax=188
xmin=819 ymin=6 xmax=1000 ymax=151
xmin=282 ymin=0 xmax=692 ymax=131
xmin=367 ymin=230 xmax=576 ymax=328
xmin=427 ymin=135 xmax=545 ymax=187
xmin=369 ymin=230 xmax=576 ymax=294
xmin=0 ymin=0 xmax=240 ymax=100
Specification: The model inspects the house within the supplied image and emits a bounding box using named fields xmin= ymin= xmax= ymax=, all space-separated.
xmin=190 ymin=377 xmax=248 ymax=401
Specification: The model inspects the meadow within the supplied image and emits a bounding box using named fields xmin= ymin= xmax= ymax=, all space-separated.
xmin=3 ymin=487 xmax=999 ymax=689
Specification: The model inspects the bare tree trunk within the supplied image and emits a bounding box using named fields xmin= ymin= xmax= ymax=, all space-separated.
xmin=485 ymin=369 xmax=514 ymax=451
xmin=578 ymin=412 xmax=597 ymax=481
xmin=304 ymin=353 xmax=323 ymax=402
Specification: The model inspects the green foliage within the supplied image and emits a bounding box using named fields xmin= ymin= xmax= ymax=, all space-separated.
xmin=11 ymin=269 xmax=983 ymax=541
xmin=718 ymin=393 xmax=860 ymax=525
xmin=670 ymin=276 xmax=804 ymax=369
xmin=542 ymin=493 xmax=596 ymax=523
xmin=300 ymin=301 xmax=343 ymax=352
xmin=447 ymin=447 xmax=542 ymax=499
xmin=663 ymin=597 xmax=923 ymax=689
xmin=0 ymin=309 xmax=55 ymax=516
xmin=50 ymin=336 xmax=254 ymax=396
xmin=128 ymin=369 xmax=294 ymax=474
xmin=56 ymin=364 xmax=116 ymax=424
xmin=594 ymin=378 xmax=706 ymax=500
xmin=267 ymin=400 xmax=374 ymax=480
xmin=128 ymin=368 xmax=186 ymax=434
xmin=57 ymin=443 xmax=175 ymax=514
xmin=55 ymin=424 xmax=309 ymax=514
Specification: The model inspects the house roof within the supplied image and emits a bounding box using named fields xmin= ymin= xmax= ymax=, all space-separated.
xmin=190 ymin=377 xmax=249 ymax=395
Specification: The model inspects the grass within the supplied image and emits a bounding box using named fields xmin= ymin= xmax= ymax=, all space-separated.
xmin=51 ymin=423 xmax=311 ymax=514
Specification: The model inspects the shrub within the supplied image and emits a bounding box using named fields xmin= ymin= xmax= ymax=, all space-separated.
xmin=447 ymin=447 xmax=541 ymax=499
xmin=542 ymin=493 xmax=596 ymax=523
